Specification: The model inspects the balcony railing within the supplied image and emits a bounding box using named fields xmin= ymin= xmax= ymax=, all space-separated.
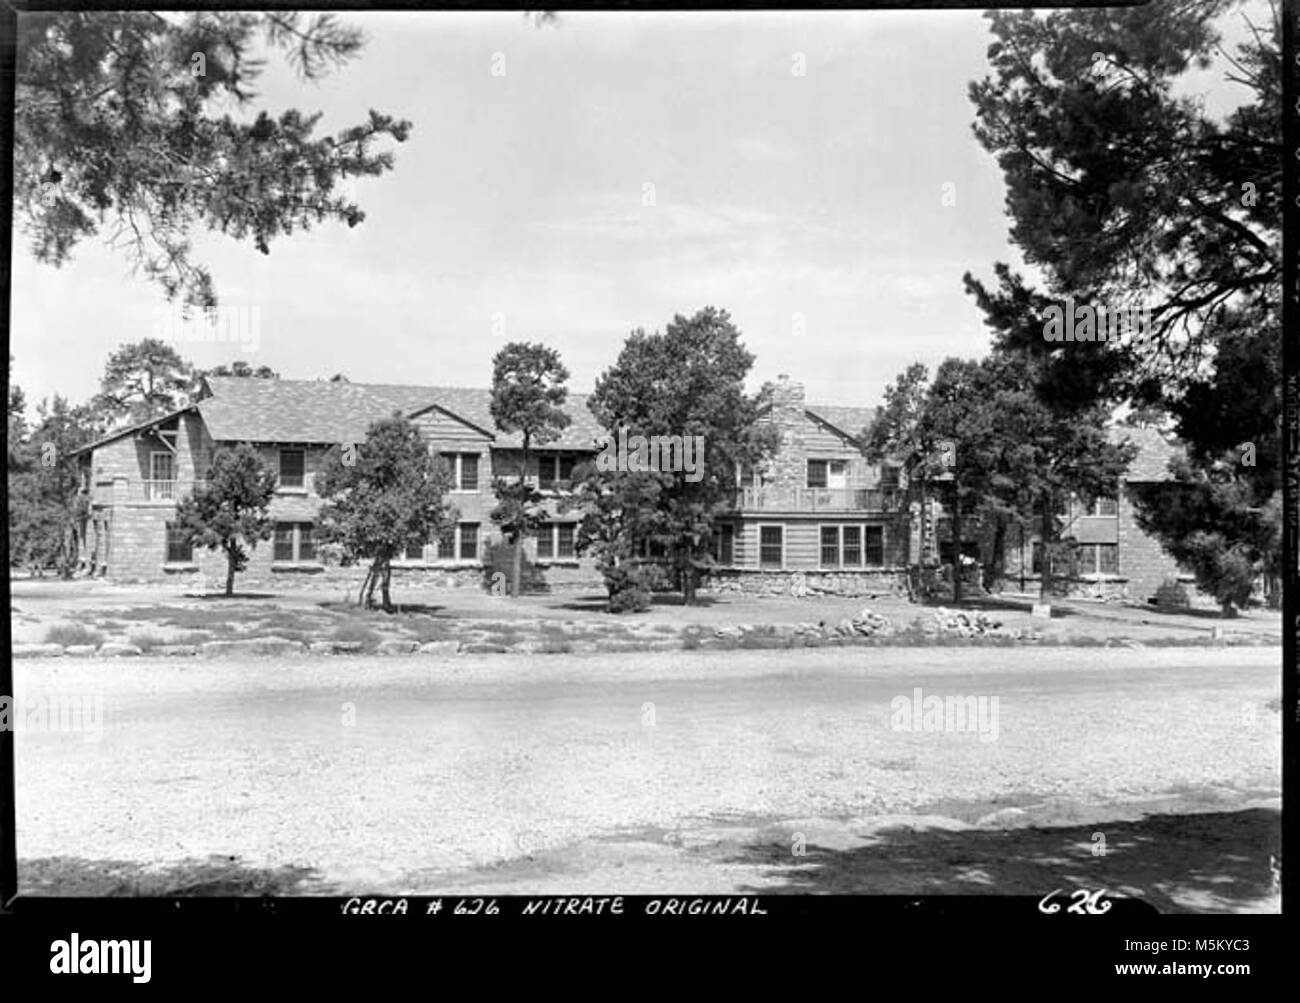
xmin=738 ymin=486 xmax=903 ymax=513
xmin=128 ymin=479 xmax=206 ymax=504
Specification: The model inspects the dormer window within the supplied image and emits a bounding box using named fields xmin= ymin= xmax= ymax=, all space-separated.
xmin=279 ymin=449 xmax=305 ymax=489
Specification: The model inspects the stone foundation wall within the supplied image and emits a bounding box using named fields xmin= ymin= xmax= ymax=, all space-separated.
xmin=113 ymin=552 xmax=605 ymax=595
xmin=700 ymin=566 xmax=909 ymax=598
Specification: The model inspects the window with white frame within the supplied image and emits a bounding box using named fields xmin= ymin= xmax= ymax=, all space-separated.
xmin=443 ymin=453 xmax=480 ymax=492
xmin=1076 ymin=543 xmax=1119 ymax=575
xmin=458 ymin=523 xmax=479 ymax=561
xmin=279 ymin=449 xmax=305 ymax=489
xmin=807 ymin=459 xmax=847 ymax=490
xmin=429 ymin=523 xmax=478 ymax=561
xmin=164 ymin=523 xmax=193 ymax=564
xmin=536 ymin=522 xmax=576 ymax=561
xmin=537 ymin=454 xmax=577 ymax=491
xmin=273 ymin=522 xmax=316 ymax=563
xmin=759 ymin=525 xmax=784 ymax=568
xmin=819 ymin=524 xmax=885 ymax=568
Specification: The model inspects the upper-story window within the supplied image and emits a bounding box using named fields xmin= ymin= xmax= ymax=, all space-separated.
xmin=150 ymin=451 xmax=175 ymax=483
xmin=448 ymin=453 xmax=479 ymax=492
xmin=538 ymin=454 xmax=576 ymax=490
xmin=279 ymin=449 xmax=305 ymax=489
xmin=1090 ymin=495 xmax=1118 ymax=517
xmin=807 ymin=459 xmax=847 ymax=490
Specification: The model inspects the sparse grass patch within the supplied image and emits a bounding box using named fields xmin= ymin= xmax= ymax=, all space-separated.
xmin=329 ymin=623 xmax=382 ymax=650
xmin=127 ymin=631 xmax=168 ymax=652
xmin=408 ymin=619 xmax=456 ymax=643
xmin=482 ymin=627 xmax=527 ymax=647
xmin=44 ymin=624 xmax=104 ymax=647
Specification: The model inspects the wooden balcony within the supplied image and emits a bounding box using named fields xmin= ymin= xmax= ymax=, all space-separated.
xmin=738 ymin=486 xmax=903 ymax=513
xmin=126 ymin=479 xmax=206 ymax=505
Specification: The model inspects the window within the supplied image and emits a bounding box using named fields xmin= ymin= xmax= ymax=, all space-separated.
xmin=538 ymin=455 xmax=577 ymax=490
xmin=820 ymin=526 xmax=840 ymax=567
xmin=759 ymin=526 xmax=784 ymax=568
xmin=405 ymin=539 xmax=426 ymax=561
xmin=432 ymin=523 xmax=479 ymax=561
xmin=636 ymin=537 xmax=669 ymax=559
xmin=556 ymin=523 xmax=575 ymax=559
xmin=843 ymin=525 xmax=862 ymax=566
xmin=807 ymin=460 xmax=828 ymax=489
xmin=1032 ymin=542 xmax=1045 ymax=574
xmin=1091 ymin=495 xmax=1119 ymax=517
xmin=274 ymin=523 xmax=295 ymax=562
xmin=441 ymin=452 xmax=481 ymax=491
xmin=150 ymin=451 xmax=175 ymax=483
xmin=457 ymin=454 xmax=479 ymax=491
xmin=536 ymin=523 xmax=577 ymax=561
xmin=273 ymin=522 xmax=317 ymax=563
xmin=149 ymin=452 xmax=177 ymax=501
xmin=711 ymin=523 xmax=735 ymax=566
xmin=458 ymin=523 xmax=479 ymax=561
xmin=864 ymin=526 xmax=884 ymax=566
xmin=298 ymin=524 xmax=316 ymax=562
xmin=819 ymin=525 xmax=882 ymax=568
xmin=1076 ymin=543 xmax=1119 ymax=576
xmin=164 ymin=523 xmax=192 ymax=564
xmin=279 ymin=449 xmax=305 ymax=489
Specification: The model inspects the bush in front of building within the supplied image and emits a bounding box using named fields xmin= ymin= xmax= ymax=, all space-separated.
xmin=1153 ymin=578 xmax=1190 ymax=610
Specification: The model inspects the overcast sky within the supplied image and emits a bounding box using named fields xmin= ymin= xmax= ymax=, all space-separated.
xmin=10 ymin=8 xmax=1263 ymax=413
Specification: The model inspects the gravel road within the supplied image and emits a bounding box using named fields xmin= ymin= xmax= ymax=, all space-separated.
xmin=13 ymin=647 xmax=1281 ymax=903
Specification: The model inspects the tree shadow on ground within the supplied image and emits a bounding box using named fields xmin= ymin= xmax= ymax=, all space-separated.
xmin=555 ymin=592 xmax=723 ymax=613
xmin=922 ymin=595 xmax=1079 ymax=618
xmin=728 ymin=809 xmax=1279 ymax=913
xmin=185 ymin=592 xmax=278 ymax=601
xmin=1124 ymin=603 xmax=1238 ymax=621
xmin=316 ymin=600 xmax=449 ymax=618
xmin=19 ymin=854 xmax=326 ymax=896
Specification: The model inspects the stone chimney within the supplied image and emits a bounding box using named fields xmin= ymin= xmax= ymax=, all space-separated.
xmin=770 ymin=374 xmax=806 ymax=414
xmin=766 ymin=374 xmax=807 ymax=488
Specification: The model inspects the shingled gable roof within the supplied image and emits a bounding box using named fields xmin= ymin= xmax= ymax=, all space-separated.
xmin=197 ymin=377 xmax=605 ymax=449
xmin=805 ymin=404 xmax=880 ymax=444
xmin=69 ymin=404 xmax=198 ymax=457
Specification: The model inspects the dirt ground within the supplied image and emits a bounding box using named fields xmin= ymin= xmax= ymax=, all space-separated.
xmin=8 ymin=577 xmax=1283 ymax=647
xmin=13 ymin=645 xmax=1281 ymax=911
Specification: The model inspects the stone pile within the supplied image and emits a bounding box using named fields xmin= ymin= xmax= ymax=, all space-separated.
xmin=784 ymin=607 xmax=895 ymax=643
xmin=909 ymin=607 xmax=1021 ymax=639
